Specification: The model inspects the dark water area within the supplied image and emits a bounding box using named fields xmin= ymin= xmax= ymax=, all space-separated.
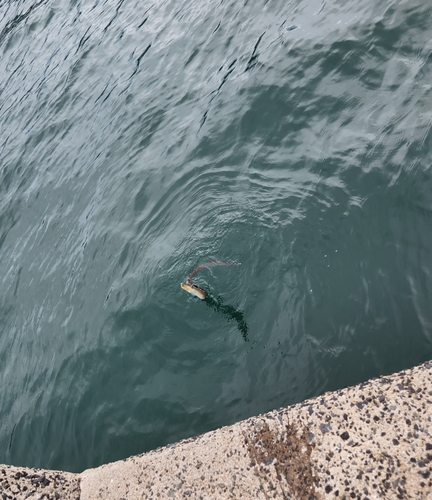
xmin=1 ymin=0 xmax=432 ymax=472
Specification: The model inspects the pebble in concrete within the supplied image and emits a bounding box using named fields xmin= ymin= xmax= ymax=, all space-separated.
xmin=1 ymin=360 xmax=432 ymax=499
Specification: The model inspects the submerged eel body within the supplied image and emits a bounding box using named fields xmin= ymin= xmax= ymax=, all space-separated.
xmin=180 ymin=260 xmax=248 ymax=341
xmin=180 ymin=260 xmax=239 ymax=300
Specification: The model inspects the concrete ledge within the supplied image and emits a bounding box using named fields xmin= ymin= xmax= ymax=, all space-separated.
xmin=2 ymin=360 xmax=432 ymax=499
xmin=0 ymin=465 xmax=79 ymax=499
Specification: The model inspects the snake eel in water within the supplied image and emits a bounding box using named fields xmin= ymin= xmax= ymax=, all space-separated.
xmin=180 ymin=260 xmax=240 ymax=299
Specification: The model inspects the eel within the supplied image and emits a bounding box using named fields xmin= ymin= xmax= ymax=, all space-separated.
xmin=180 ymin=260 xmax=239 ymax=300
xmin=180 ymin=260 xmax=248 ymax=341
xmin=180 ymin=282 xmax=207 ymax=300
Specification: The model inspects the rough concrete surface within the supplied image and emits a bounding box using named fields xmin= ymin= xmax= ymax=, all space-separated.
xmin=0 ymin=465 xmax=80 ymax=499
xmin=2 ymin=360 xmax=432 ymax=499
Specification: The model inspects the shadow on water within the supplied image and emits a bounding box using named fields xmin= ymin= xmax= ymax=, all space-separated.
xmin=204 ymin=293 xmax=249 ymax=342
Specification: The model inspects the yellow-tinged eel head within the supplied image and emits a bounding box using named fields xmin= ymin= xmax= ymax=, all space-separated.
xmin=180 ymin=282 xmax=206 ymax=300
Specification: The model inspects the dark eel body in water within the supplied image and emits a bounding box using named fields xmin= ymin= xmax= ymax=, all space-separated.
xmin=180 ymin=260 xmax=248 ymax=341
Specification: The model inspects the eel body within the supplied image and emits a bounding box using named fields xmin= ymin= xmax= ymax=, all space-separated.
xmin=180 ymin=282 xmax=207 ymax=300
xmin=180 ymin=260 xmax=239 ymax=300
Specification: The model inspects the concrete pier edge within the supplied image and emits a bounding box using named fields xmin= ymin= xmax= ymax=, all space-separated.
xmin=1 ymin=360 xmax=431 ymax=499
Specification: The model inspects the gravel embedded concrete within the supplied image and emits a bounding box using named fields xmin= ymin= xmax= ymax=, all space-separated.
xmin=2 ymin=360 xmax=432 ymax=499
xmin=0 ymin=465 xmax=79 ymax=499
